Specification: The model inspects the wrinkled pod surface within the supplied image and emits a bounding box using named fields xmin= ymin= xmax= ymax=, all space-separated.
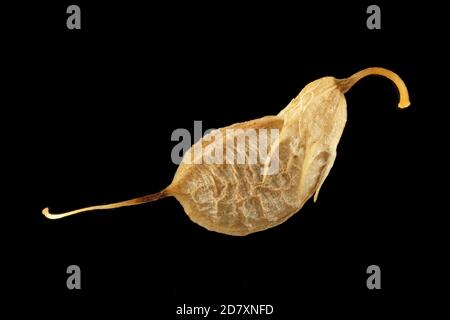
xmin=43 ymin=67 xmax=410 ymax=236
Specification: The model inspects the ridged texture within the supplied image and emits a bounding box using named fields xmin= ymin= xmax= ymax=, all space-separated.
xmin=42 ymin=68 xmax=410 ymax=237
xmin=168 ymin=77 xmax=347 ymax=235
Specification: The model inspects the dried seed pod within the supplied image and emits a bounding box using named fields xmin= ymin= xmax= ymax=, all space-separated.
xmin=43 ymin=67 xmax=410 ymax=236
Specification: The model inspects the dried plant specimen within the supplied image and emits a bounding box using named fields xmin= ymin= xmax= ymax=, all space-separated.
xmin=43 ymin=67 xmax=410 ymax=236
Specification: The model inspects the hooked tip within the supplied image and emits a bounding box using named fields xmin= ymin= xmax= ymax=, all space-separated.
xmin=398 ymin=100 xmax=411 ymax=109
xmin=338 ymin=67 xmax=411 ymax=110
xmin=42 ymin=207 xmax=53 ymax=219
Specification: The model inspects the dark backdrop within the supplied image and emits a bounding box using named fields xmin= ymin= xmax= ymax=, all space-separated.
xmin=4 ymin=1 xmax=443 ymax=318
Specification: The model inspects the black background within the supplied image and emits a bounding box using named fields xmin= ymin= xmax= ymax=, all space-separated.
xmin=3 ymin=1 xmax=444 ymax=318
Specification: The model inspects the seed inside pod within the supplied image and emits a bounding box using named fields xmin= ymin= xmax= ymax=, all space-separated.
xmin=43 ymin=67 xmax=410 ymax=236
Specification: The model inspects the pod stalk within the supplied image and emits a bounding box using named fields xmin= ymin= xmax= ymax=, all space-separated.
xmin=42 ymin=190 xmax=167 ymax=220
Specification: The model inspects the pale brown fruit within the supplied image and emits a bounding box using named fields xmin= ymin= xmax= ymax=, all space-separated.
xmin=43 ymin=67 xmax=410 ymax=236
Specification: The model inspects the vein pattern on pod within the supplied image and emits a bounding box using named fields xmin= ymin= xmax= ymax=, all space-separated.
xmin=43 ymin=67 xmax=410 ymax=236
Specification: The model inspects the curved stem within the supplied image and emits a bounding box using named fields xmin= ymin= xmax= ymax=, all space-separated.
xmin=338 ymin=67 xmax=410 ymax=109
xmin=42 ymin=190 xmax=167 ymax=220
